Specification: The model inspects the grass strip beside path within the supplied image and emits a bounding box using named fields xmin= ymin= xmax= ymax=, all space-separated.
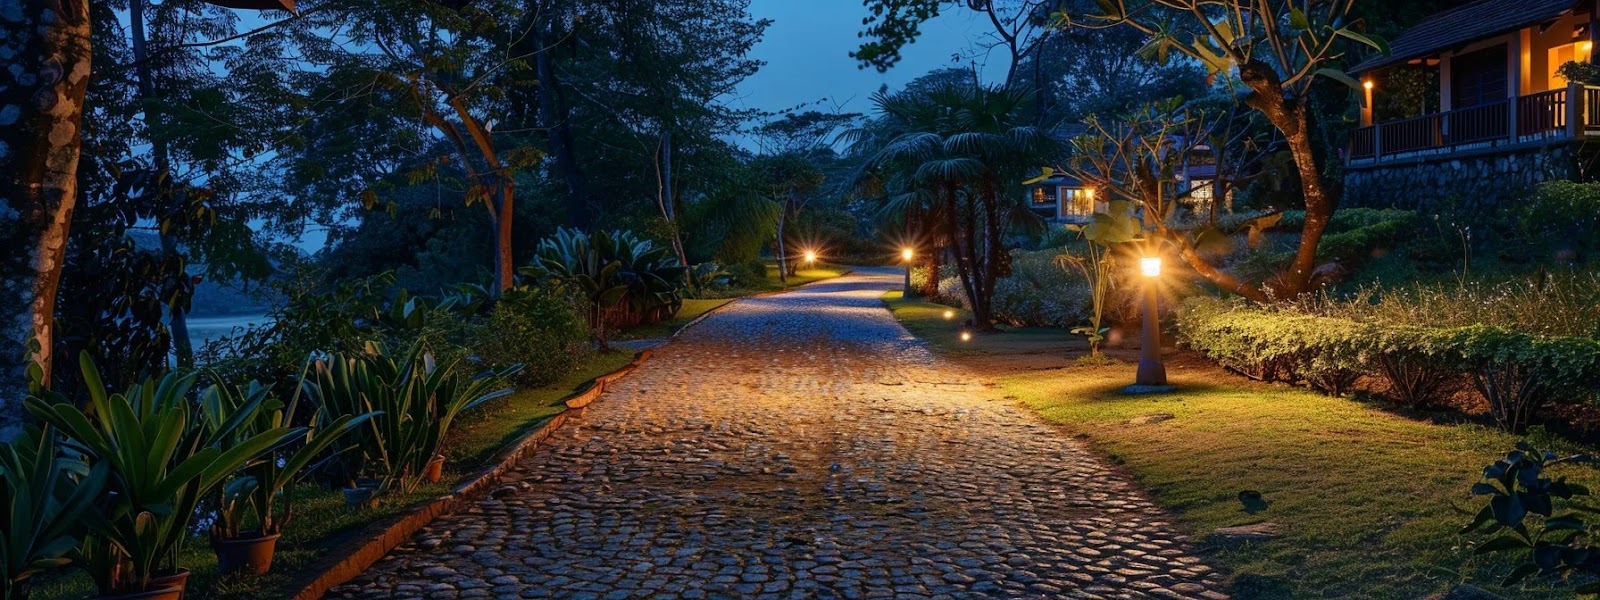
xmin=883 ymin=291 xmax=1600 ymax=599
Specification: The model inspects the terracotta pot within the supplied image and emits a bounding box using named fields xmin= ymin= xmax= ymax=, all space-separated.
xmin=149 ymin=568 xmax=190 ymax=600
xmin=215 ymin=531 xmax=282 ymax=575
xmin=424 ymin=454 xmax=446 ymax=484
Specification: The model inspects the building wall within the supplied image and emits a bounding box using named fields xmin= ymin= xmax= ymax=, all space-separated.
xmin=1343 ymin=144 xmax=1578 ymax=214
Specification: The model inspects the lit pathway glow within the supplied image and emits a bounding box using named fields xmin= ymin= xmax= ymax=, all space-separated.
xmin=333 ymin=267 xmax=1226 ymax=599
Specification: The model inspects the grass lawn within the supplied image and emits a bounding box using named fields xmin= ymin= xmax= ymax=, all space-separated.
xmin=32 ymin=349 xmax=640 ymax=600
xmin=883 ymin=291 xmax=1600 ymax=599
xmin=763 ymin=262 xmax=849 ymax=288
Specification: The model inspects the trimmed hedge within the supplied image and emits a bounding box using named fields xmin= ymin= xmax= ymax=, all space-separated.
xmin=1179 ymin=298 xmax=1600 ymax=431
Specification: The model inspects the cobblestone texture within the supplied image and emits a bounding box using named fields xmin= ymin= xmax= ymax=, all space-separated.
xmin=330 ymin=268 xmax=1227 ymax=599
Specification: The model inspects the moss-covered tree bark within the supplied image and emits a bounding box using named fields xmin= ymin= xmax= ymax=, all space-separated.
xmin=1 ymin=0 xmax=93 ymax=433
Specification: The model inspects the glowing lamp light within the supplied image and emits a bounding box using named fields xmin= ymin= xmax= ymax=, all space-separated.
xmin=943 ymin=309 xmax=955 ymax=320
xmin=803 ymin=250 xmax=818 ymax=264
xmin=1140 ymin=256 xmax=1162 ymax=278
xmin=1085 ymin=188 xmax=1096 ymax=200
xmin=901 ymin=248 xmax=914 ymax=262
xmin=960 ymin=331 xmax=973 ymax=342
xmin=1583 ymin=41 xmax=1595 ymax=53
xmin=1362 ymin=79 xmax=1374 ymax=91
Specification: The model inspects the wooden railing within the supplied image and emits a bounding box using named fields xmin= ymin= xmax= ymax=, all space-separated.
xmin=1518 ymin=89 xmax=1566 ymax=136
xmin=1350 ymin=85 xmax=1600 ymax=164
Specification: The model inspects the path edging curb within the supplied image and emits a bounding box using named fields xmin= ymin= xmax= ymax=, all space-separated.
xmin=291 ymin=348 xmax=654 ymax=600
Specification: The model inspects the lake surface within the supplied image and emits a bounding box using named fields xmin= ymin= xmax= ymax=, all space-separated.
xmin=187 ymin=313 xmax=271 ymax=347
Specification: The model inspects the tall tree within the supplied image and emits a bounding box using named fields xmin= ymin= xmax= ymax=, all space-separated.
xmin=1071 ymin=0 xmax=1385 ymax=299
xmin=852 ymin=83 xmax=1063 ymax=330
xmin=1 ymin=0 xmax=291 ymax=431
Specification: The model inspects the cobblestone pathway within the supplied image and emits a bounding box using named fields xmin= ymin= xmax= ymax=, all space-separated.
xmin=332 ymin=268 xmax=1227 ymax=600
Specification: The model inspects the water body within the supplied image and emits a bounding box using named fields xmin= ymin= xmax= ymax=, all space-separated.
xmin=186 ymin=313 xmax=271 ymax=348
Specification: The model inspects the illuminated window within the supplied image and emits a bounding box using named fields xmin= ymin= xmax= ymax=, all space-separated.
xmin=1060 ymin=188 xmax=1095 ymax=217
xmin=1187 ymin=179 xmax=1215 ymax=210
xmin=1032 ymin=186 xmax=1050 ymax=205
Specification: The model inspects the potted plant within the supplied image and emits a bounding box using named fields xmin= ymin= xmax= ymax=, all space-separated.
xmin=199 ymin=374 xmax=373 ymax=575
xmin=302 ymin=341 xmax=517 ymax=496
xmin=0 ymin=425 xmax=107 ymax=600
xmin=26 ymin=354 xmax=297 ymax=599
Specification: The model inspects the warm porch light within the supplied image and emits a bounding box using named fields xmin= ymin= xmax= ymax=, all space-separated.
xmin=901 ymin=247 xmax=914 ymax=262
xmin=943 ymin=309 xmax=955 ymax=320
xmin=1140 ymin=256 xmax=1162 ymax=278
xmin=1362 ymin=79 xmax=1374 ymax=90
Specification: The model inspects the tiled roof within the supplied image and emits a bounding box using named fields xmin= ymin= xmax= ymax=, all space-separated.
xmin=1353 ymin=0 xmax=1581 ymax=73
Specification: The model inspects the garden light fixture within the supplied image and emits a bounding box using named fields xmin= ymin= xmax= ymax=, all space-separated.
xmin=1140 ymin=256 xmax=1162 ymax=278
xmin=960 ymin=331 xmax=972 ymax=342
xmin=901 ymin=247 xmax=915 ymax=296
xmin=943 ymin=309 xmax=955 ymax=320
xmin=1135 ymin=254 xmax=1168 ymax=387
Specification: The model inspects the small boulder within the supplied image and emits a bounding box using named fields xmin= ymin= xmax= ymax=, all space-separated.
xmin=1127 ymin=413 xmax=1175 ymax=425
xmin=1209 ymin=522 xmax=1280 ymax=544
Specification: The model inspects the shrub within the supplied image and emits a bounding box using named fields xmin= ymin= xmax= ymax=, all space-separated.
xmin=301 ymin=342 xmax=518 ymax=494
xmin=1180 ymin=290 xmax=1600 ymax=430
xmin=991 ymin=250 xmax=1091 ymax=328
xmin=1177 ymin=298 xmax=1369 ymax=395
xmin=729 ymin=258 xmax=769 ymax=286
xmin=523 ymin=228 xmax=686 ymax=346
xmin=1518 ymin=180 xmax=1600 ymax=258
xmin=473 ymin=286 xmax=590 ymax=387
xmin=1462 ymin=442 xmax=1600 ymax=593
xmin=1316 ymin=208 xmax=1418 ymax=263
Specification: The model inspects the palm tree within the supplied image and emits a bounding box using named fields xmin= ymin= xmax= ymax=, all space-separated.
xmin=848 ymin=82 xmax=1064 ymax=330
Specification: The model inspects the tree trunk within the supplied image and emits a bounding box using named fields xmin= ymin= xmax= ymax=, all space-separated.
xmin=0 ymin=0 xmax=94 ymax=429
xmin=130 ymin=0 xmax=194 ymax=368
xmin=534 ymin=20 xmax=590 ymax=229
xmin=656 ymin=131 xmax=690 ymax=274
xmin=775 ymin=208 xmax=788 ymax=285
xmin=497 ymin=181 xmax=514 ymax=292
xmin=1239 ymin=61 xmax=1332 ymax=299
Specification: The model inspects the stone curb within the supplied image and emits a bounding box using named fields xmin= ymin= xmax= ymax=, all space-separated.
xmin=292 ymin=348 xmax=654 ymax=600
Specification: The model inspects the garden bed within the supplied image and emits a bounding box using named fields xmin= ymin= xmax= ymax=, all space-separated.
xmin=883 ymin=291 xmax=1600 ymax=599
xmin=30 ymin=350 xmax=639 ymax=600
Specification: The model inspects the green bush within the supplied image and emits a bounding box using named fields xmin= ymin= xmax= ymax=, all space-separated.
xmin=1179 ymin=294 xmax=1600 ymax=431
xmin=1316 ymin=209 xmax=1418 ymax=263
xmin=473 ymin=286 xmax=590 ymax=387
xmin=1177 ymin=298 xmax=1369 ymax=395
xmin=988 ymin=250 xmax=1091 ymax=328
xmin=1518 ymin=180 xmax=1600 ymax=257
xmin=724 ymin=259 xmax=768 ymax=287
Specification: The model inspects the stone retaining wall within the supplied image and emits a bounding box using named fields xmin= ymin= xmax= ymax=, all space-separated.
xmin=1343 ymin=143 xmax=1579 ymax=214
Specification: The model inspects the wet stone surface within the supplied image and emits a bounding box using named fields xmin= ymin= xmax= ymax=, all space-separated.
xmin=330 ymin=268 xmax=1228 ymax=599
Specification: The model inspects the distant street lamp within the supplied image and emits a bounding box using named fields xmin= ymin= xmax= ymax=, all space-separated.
xmin=803 ymin=249 xmax=818 ymax=266
xmin=1136 ymin=256 xmax=1168 ymax=386
xmin=901 ymin=247 xmax=915 ymax=297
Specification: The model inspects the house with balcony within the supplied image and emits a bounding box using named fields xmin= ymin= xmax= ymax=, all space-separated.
xmin=1345 ymin=0 xmax=1600 ymax=210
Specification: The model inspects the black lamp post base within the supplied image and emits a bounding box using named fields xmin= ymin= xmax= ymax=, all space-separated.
xmin=1135 ymin=358 xmax=1168 ymax=387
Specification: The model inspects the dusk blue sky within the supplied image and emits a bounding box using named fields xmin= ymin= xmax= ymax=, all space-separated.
xmin=735 ymin=0 xmax=1003 ymax=125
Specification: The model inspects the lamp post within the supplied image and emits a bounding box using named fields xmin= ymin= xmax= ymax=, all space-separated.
xmin=1136 ymin=256 xmax=1168 ymax=386
xmin=901 ymin=247 xmax=915 ymax=297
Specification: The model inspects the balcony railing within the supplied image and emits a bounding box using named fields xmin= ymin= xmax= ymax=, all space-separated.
xmin=1347 ymin=84 xmax=1600 ymax=165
